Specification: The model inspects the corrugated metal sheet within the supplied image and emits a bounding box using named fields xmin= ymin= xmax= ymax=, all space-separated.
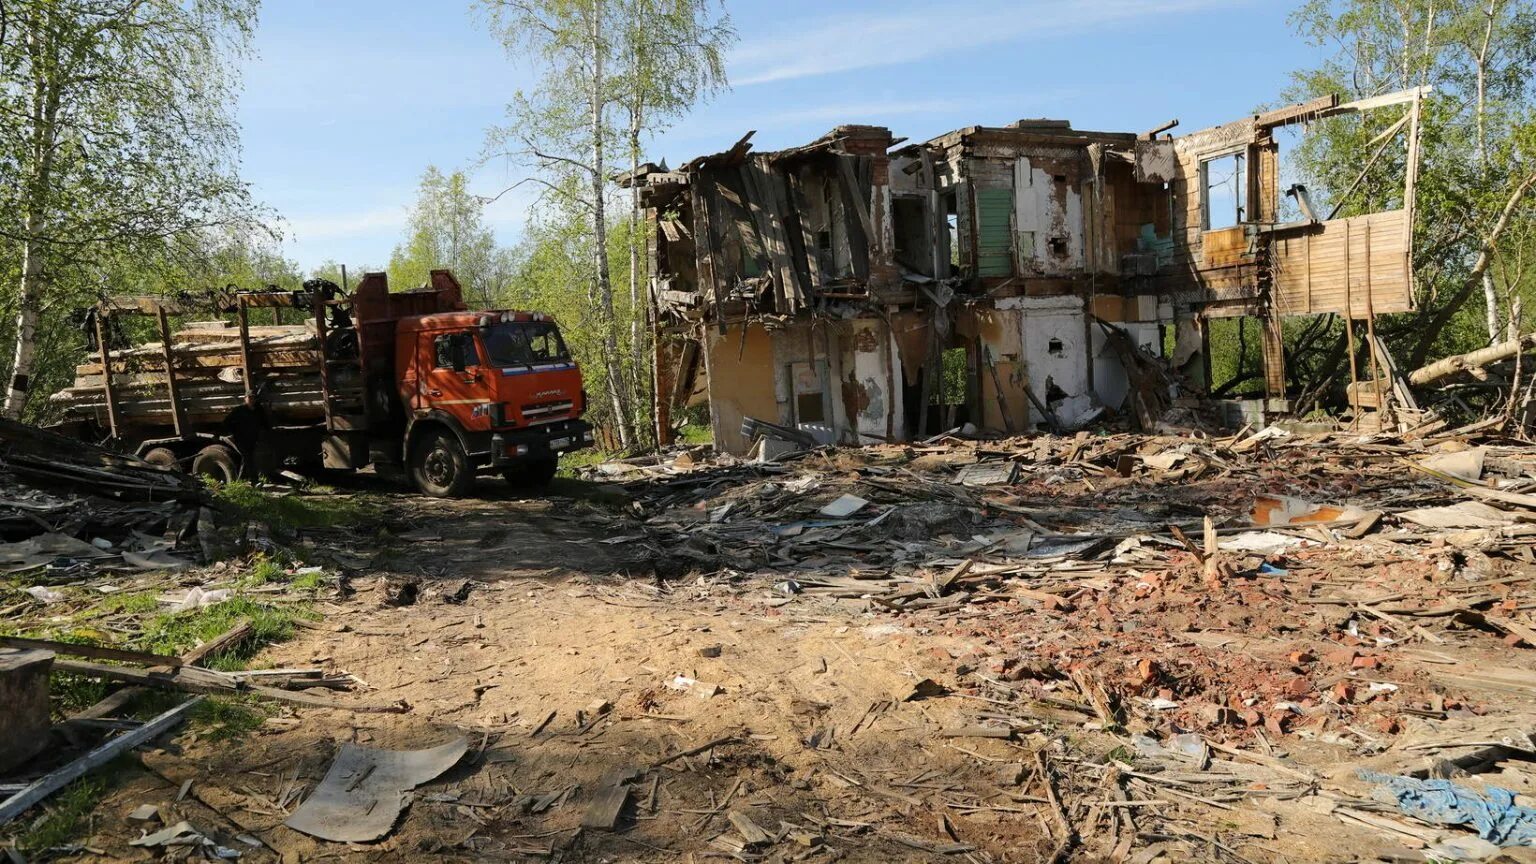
xmin=976 ymin=187 xmax=1014 ymax=277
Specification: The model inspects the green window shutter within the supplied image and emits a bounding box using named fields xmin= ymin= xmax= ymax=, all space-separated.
xmin=976 ymin=188 xmax=1014 ymax=277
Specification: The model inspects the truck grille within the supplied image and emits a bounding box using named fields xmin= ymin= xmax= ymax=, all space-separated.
xmin=521 ymin=400 xmax=574 ymax=423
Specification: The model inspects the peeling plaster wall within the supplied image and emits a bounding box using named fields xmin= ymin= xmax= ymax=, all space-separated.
xmin=997 ymin=295 xmax=1096 ymax=427
xmin=1012 ymin=155 xmax=1086 ymax=274
xmin=955 ymin=306 xmax=1030 ymax=433
xmin=768 ymin=319 xmax=850 ymax=446
xmin=844 ymin=318 xmax=902 ymax=444
xmin=704 ymin=322 xmax=781 ymax=455
xmin=1087 ymin=294 xmax=1171 ymax=416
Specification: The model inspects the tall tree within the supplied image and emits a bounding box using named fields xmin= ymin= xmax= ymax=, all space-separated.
xmin=0 ymin=0 xmax=261 ymax=418
xmin=480 ymin=0 xmax=635 ymax=448
xmin=1287 ymin=0 xmax=1536 ymax=377
xmin=615 ymin=0 xmax=732 ymax=444
xmin=389 ymin=166 xmax=501 ymax=305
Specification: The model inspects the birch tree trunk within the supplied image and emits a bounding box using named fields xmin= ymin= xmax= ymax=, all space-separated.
xmin=628 ymin=105 xmax=650 ymax=446
xmin=589 ymin=2 xmax=634 ymax=450
xmin=4 ymin=19 xmax=62 ymax=420
xmin=1477 ymin=0 xmax=1500 ymax=343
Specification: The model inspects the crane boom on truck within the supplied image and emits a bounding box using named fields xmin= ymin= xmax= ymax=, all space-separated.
xmin=49 ymin=269 xmax=593 ymax=497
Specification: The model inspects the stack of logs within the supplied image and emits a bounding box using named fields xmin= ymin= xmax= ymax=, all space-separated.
xmin=50 ymin=320 xmax=338 ymax=432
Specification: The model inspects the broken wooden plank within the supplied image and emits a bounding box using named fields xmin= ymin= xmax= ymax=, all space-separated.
xmin=581 ymin=784 xmax=632 ymax=831
xmin=179 ymin=621 xmax=254 ymax=666
xmin=0 ymin=636 xmax=184 ymax=668
xmin=728 ymin=810 xmax=772 ymax=846
xmin=0 ymin=697 xmax=204 ymax=827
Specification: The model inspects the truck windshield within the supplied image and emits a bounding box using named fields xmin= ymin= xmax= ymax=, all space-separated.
xmin=482 ymin=321 xmax=571 ymax=367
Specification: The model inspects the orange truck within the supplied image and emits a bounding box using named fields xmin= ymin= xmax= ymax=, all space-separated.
xmin=52 ymin=269 xmax=592 ymax=496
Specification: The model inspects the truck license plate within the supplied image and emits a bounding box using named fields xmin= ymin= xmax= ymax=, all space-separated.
xmin=549 ymin=437 xmax=570 ymax=450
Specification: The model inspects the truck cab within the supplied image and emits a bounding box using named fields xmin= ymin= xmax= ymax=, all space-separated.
xmin=396 ymin=310 xmax=593 ymax=496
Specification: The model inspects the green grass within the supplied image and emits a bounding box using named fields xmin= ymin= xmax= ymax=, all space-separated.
xmin=12 ymin=773 xmax=111 ymax=855
xmin=556 ymin=447 xmax=618 ymax=477
xmin=94 ymin=591 xmax=161 ymax=616
xmin=213 ymin=480 xmax=383 ymax=531
xmin=677 ymin=423 xmax=713 ymax=445
xmin=132 ymin=597 xmax=308 ymax=670
xmin=189 ymin=697 xmax=270 ymax=741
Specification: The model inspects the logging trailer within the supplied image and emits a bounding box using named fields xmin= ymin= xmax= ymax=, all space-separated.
xmin=50 ymin=269 xmax=593 ymax=497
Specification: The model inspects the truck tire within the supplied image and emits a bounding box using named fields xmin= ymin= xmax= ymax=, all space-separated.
xmin=191 ymin=444 xmax=240 ymax=484
xmin=142 ymin=447 xmax=179 ymax=471
xmin=410 ymin=429 xmax=474 ymax=498
xmin=503 ymin=455 xmax=558 ymax=488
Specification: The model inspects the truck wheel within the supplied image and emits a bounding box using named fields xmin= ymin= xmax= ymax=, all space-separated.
xmin=410 ymin=429 xmax=474 ymax=498
xmin=191 ymin=444 xmax=240 ymax=484
xmin=142 ymin=447 xmax=178 ymax=471
xmin=503 ymin=455 xmax=558 ymax=488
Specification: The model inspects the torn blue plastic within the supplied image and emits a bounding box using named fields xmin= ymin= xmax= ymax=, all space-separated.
xmin=1358 ymin=770 xmax=1536 ymax=846
xmin=1257 ymin=562 xmax=1288 ymax=575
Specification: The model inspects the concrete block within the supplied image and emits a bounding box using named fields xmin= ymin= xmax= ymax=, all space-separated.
xmin=0 ymin=648 xmax=53 ymax=775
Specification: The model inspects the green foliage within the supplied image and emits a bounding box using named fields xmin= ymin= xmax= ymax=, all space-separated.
xmin=389 ymin=166 xmax=510 ymax=307
xmin=11 ymin=773 xmax=111 ymax=855
xmin=477 ymin=0 xmax=734 ymax=452
xmin=213 ymin=481 xmax=383 ymax=531
xmin=190 ymin=697 xmax=270 ymax=741
xmin=0 ymin=0 xmax=266 ymax=418
xmin=1284 ymin=0 xmax=1536 ymax=405
xmin=133 ymin=598 xmax=304 ymax=670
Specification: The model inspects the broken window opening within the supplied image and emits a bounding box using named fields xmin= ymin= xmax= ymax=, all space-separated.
xmin=892 ymin=195 xmax=931 ymax=275
xmin=1200 ymin=151 xmax=1247 ymax=231
xmin=795 ymin=392 xmax=826 ymax=424
xmin=933 ymin=347 xmax=968 ymax=406
xmin=1207 ymin=316 xmax=1264 ymax=397
xmin=790 ymin=361 xmax=826 ymax=425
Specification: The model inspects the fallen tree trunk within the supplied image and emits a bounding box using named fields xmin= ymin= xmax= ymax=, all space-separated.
xmin=1408 ymin=333 xmax=1536 ymax=387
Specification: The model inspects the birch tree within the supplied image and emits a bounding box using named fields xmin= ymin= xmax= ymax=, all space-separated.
xmin=0 ymin=0 xmax=260 ymax=418
xmin=479 ymin=0 xmax=639 ymax=448
xmin=615 ymin=0 xmax=732 ymax=443
xmin=1287 ymin=0 xmax=1536 ymax=374
xmin=389 ymin=166 xmax=502 ymax=306
xmin=478 ymin=0 xmax=732 ymax=450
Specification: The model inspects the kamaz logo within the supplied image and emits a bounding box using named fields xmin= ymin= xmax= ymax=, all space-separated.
xmin=533 ymin=389 xmax=563 ymax=398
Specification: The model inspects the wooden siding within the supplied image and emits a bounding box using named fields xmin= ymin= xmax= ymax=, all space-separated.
xmin=976 ymin=187 xmax=1014 ymax=277
xmin=1271 ymin=210 xmax=1411 ymax=317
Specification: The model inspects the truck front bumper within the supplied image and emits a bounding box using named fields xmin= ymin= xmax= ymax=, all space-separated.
xmin=490 ymin=419 xmax=594 ymax=466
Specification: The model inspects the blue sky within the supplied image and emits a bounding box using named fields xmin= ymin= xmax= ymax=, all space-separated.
xmin=238 ymin=0 xmax=1325 ymax=272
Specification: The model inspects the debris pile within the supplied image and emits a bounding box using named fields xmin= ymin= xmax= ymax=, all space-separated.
xmin=0 ymin=416 xmax=206 ymax=577
xmin=569 ymin=425 xmax=1536 ymax=857
xmin=593 ymin=428 xmax=1536 ymax=745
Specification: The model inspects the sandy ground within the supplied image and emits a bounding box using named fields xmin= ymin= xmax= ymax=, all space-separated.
xmin=64 ymin=458 xmax=1536 ymax=864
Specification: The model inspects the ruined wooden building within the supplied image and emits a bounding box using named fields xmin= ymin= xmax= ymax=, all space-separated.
xmin=628 ymin=89 xmax=1425 ymax=454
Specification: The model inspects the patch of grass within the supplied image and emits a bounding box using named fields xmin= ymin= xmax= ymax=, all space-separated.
xmin=241 ymin=555 xmax=288 ymax=587
xmin=189 ymin=697 xmax=270 ymax=741
xmin=131 ymin=597 xmax=309 ymax=671
xmin=677 ymin=424 xmax=713 ymax=445
xmin=213 ymin=480 xmax=383 ymax=531
xmin=94 ymin=591 xmax=161 ymax=616
xmin=556 ymin=447 xmax=616 ymax=477
xmin=13 ymin=773 xmax=110 ymax=855
xmin=49 ymin=673 xmax=113 ymax=717
xmin=290 ymin=568 xmax=328 ymax=592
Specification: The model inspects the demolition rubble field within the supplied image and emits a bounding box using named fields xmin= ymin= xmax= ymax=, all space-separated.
xmin=6 ymin=423 xmax=1536 ymax=863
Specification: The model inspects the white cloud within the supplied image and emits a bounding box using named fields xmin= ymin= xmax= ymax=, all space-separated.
xmin=732 ymin=0 xmax=1249 ymax=86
